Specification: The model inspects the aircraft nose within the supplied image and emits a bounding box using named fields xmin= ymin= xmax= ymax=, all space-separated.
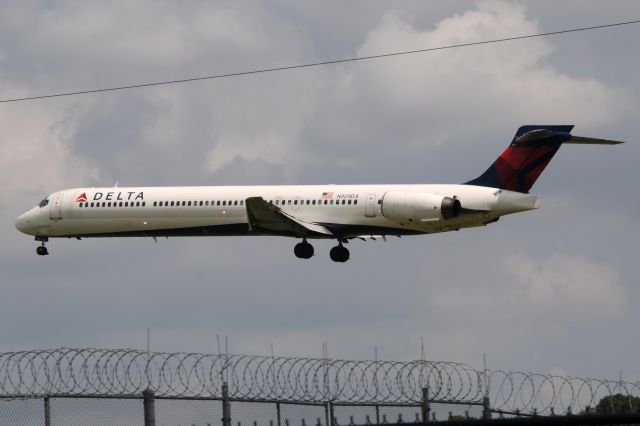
xmin=15 ymin=211 xmax=34 ymax=235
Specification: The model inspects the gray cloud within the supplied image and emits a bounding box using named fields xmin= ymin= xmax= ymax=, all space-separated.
xmin=1 ymin=0 xmax=639 ymax=382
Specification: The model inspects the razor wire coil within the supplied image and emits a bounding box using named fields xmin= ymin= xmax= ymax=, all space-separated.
xmin=0 ymin=348 xmax=638 ymax=415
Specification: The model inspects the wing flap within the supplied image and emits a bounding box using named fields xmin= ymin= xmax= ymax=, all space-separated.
xmin=245 ymin=197 xmax=333 ymax=237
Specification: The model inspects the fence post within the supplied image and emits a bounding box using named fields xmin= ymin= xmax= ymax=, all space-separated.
xmin=421 ymin=388 xmax=430 ymax=423
xmin=222 ymin=382 xmax=232 ymax=426
xmin=327 ymin=401 xmax=335 ymax=426
xmin=277 ymin=402 xmax=282 ymax=426
xmin=324 ymin=401 xmax=335 ymax=426
xmin=44 ymin=397 xmax=51 ymax=426
xmin=482 ymin=396 xmax=491 ymax=420
xmin=375 ymin=405 xmax=380 ymax=425
xmin=143 ymin=388 xmax=156 ymax=426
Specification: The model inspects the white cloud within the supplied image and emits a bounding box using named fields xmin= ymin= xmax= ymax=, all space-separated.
xmin=304 ymin=0 xmax=634 ymax=170
xmin=428 ymin=251 xmax=626 ymax=328
xmin=0 ymin=102 xmax=100 ymax=206
xmin=503 ymin=253 xmax=626 ymax=322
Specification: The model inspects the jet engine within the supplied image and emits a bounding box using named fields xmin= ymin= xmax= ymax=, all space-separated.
xmin=381 ymin=191 xmax=461 ymax=223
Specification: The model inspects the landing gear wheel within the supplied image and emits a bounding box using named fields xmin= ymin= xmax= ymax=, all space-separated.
xmin=294 ymin=240 xmax=314 ymax=259
xmin=329 ymin=244 xmax=350 ymax=263
xmin=35 ymin=237 xmax=49 ymax=256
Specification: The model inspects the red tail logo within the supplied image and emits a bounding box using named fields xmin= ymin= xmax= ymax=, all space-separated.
xmin=75 ymin=193 xmax=87 ymax=203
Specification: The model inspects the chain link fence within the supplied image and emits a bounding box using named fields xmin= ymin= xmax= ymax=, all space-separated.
xmin=0 ymin=349 xmax=639 ymax=425
xmin=0 ymin=394 xmax=481 ymax=426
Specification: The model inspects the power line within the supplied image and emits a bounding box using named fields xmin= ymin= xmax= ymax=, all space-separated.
xmin=1 ymin=19 xmax=639 ymax=104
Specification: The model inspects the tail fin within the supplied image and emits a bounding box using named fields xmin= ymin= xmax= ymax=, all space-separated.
xmin=465 ymin=125 xmax=623 ymax=193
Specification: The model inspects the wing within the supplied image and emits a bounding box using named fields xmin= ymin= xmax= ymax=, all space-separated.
xmin=245 ymin=197 xmax=333 ymax=238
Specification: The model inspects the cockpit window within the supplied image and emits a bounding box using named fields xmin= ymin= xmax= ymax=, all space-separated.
xmin=38 ymin=198 xmax=49 ymax=208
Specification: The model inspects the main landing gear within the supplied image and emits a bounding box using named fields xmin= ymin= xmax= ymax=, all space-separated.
xmin=294 ymin=239 xmax=350 ymax=262
xmin=35 ymin=237 xmax=49 ymax=256
xmin=294 ymin=239 xmax=314 ymax=259
xmin=329 ymin=242 xmax=350 ymax=263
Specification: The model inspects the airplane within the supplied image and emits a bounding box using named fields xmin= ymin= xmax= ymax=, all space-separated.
xmin=15 ymin=125 xmax=623 ymax=261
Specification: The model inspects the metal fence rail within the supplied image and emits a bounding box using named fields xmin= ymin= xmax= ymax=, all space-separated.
xmin=0 ymin=348 xmax=638 ymax=416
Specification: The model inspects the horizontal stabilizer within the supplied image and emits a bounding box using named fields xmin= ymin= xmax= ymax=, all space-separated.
xmin=565 ymin=136 xmax=625 ymax=145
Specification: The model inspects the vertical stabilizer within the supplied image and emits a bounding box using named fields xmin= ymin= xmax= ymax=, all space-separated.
xmin=466 ymin=125 xmax=574 ymax=193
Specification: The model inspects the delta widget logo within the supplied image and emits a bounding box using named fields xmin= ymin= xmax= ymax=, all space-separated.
xmin=75 ymin=193 xmax=87 ymax=203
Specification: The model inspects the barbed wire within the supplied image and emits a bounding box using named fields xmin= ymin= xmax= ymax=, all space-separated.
xmin=0 ymin=348 xmax=637 ymax=415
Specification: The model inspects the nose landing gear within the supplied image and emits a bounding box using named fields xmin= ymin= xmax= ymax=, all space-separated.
xmin=294 ymin=239 xmax=314 ymax=259
xmin=329 ymin=242 xmax=350 ymax=263
xmin=35 ymin=237 xmax=49 ymax=256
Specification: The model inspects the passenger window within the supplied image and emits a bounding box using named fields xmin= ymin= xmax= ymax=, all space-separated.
xmin=348 ymin=200 xmax=352 ymax=205
xmin=342 ymin=200 xmax=346 ymax=205
xmin=324 ymin=200 xmax=328 ymax=205
xmin=330 ymin=200 xmax=334 ymax=205
xmin=354 ymin=200 xmax=358 ymax=205
xmin=142 ymin=202 xmax=146 ymax=207
xmin=107 ymin=202 xmax=111 ymax=207
xmin=125 ymin=202 xmax=129 ymax=207
xmin=181 ymin=201 xmax=186 ymax=206
xmin=312 ymin=200 xmax=315 ymax=205
xmin=199 ymin=201 xmax=203 ymax=206
xmin=153 ymin=202 xmax=157 ymax=207
xmin=188 ymin=201 xmax=192 ymax=206
xmin=240 ymin=200 xmax=244 ymax=205
xmin=217 ymin=201 xmax=221 ymax=206
xmin=169 ymin=201 xmax=174 ymax=206
xmin=275 ymin=200 xmax=279 ymax=205
xmin=119 ymin=202 xmax=123 ymax=207
xmin=234 ymin=201 xmax=238 ymax=206
xmin=205 ymin=201 xmax=209 ymax=206
xmin=287 ymin=200 xmax=291 ymax=205
xmin=294 ymin=200 xmax=298 ymax=205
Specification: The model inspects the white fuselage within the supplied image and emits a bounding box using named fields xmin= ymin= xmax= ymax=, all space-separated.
xmin=15 ymin=184 xmax=539 ymax=239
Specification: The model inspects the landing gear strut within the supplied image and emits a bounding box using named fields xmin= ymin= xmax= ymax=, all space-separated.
xmin=294 ymin=239 xmax=314 ymax=259
xmin=35 ymin=237 xmax=49 ymax=256
xmin=329 ymin=242 xmax=350 ymax=263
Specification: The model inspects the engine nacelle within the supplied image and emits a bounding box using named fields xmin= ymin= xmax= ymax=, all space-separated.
xmin=381 ymin=191 xmax=461 ymax=223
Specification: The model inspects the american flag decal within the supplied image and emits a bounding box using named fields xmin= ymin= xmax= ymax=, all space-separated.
xmin=321 ymin=192 xmax=334 ymax=200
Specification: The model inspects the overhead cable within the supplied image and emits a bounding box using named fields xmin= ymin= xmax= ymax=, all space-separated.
xmin=1 ymin=19 xmax=639 ymax=103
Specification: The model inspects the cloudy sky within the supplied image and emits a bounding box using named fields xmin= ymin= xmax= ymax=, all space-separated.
xmin=1 ymin=0 xmax=639 ymax=382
